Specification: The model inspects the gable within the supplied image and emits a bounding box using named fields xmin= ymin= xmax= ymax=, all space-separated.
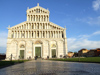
xmin=11 ymin=21 xmax=27 ymax=29
xmin=27 ymin=6 xmax=49 ymax=14
xmin=10 ymin=21 xmax=64 ymax=30
xmin=49 ymin=22 xmax=64 ymax=30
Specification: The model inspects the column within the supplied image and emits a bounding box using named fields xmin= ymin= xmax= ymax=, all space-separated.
xmin=44 ymin=31 xmax=46 ymax=38
xmin=35 ymin=15 xmax=36 ymax=21
xmin=30 ymin=23 xmax=32 ymax=29
xmin=27 ymin=24 xmax=28 ymax=29
xmin=34 ymin=24 xmax=35 ymax=29
xmin=36 ymin=31 xmax=37 ymax=38
xmin=42 ymin=15 xmax=44 ymax=22
xmin=41 ymin=23 xmax=42 ymax=29
xmin=34 ymin=31 xmax=36 ymax=38
xmin=45 ymin=31 xmax=46 ymax=38
xmin=47 ymin=16 xmax=48 ymax=22
xmin=55 ymin=31 xmax=56 ymax=38
xmin=48 ymin=16 xmax=49 ymax=22
xmin=31 ymin=15 xmax=32 ymax=21
xmin=17 ymin=31 xmax=18 ymax=38
xmin=47 ymin=23 xmax=48 ymax=29
xmin=40 ymin=16 xmax=41 ymax=21
xmin=52 ymin=31 xmax=54 ymax=38
xmin=34 ymin=15 xmax=35 ymax=21
xmin=25 ymin=31 xmax=26 ymax=38
xmin=31 ymin=31 xmax=33 ymax=38
xmin=49 ymin=42 xmax=51 ymax=58
xmin=31 ymin=31 xmax=32 ymax=38
xmin=39 ymin=31 xmax=40 ymax=38
xmin=33 ymin=31 xmax=34 ymax=38
xmin=41 ymin=31 xmax=43 ymax=38
xmin=57 ymin=31 xmax=58 ymax=38
xmin=33 ymin=23 xmax=34 ymax=29
xmin=47 ymin=31 xmax=49 ymax=38
xmin=64 ymin=29 xmax=66 ymax=38
xmin=26 ymin=24 xmax=27 ymax=29
xmin=28 ymin=31 xmax=29 ymax=38
xmin=45 ymin=24 xmax=46 ymax=29
xmin=38 ymin=23 xmax=40 ymax=29
xmin=58 ymin=31 xmax=59 ymax=38
xmin=54 ymin=31 xmax=55 ymax=38
xmin=50 ymin=31 xmax=51 ymax=38
xmin=29 ymin=15 xmax=30 ymax=21
xmin=36 ymin=23 xmax=37 ymax=29
xmin=32 ymin=31 xmax=34 ymax=38
xmin=20 ymin=31 xmax=21 ymax=38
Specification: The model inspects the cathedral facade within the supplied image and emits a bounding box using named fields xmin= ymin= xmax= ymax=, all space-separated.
xmin=6 ymin=3 xmax=68 ymax=60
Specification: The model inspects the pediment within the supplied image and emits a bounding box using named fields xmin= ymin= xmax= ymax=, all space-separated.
xmin=27 ymin=6 xmax=49 ymax=14
xmin=49 ymin=22 xmax=64 ymax=30
xmin=10 ymin=21 xmax=64 ymax=30
xmin=10 ymin=21 xmax=27 ymax=29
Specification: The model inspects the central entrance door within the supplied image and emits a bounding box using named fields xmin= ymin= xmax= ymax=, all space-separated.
xmin=20 ymin=50 xmax=24 ymax=59
xmin=52 ymin=49 xmax=56 ymax=58
xmin=35 ymin=47 xmax=41 ymax=58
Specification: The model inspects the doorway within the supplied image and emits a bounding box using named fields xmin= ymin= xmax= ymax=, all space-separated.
xmin=35 ymin=47 xmax=41 ymax=58
xmin=20 ymin=50 xmax=24 ymax=59
xmin=52 ymin=49 xmax=56 ymax=58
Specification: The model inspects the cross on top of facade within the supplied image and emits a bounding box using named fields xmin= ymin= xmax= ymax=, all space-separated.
xmin=37 ymin=3 xmax=39 ymax=6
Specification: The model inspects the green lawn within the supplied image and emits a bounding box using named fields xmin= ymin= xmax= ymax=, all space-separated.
xmin=49 ymin=57 xmax=100 ymax=63
xmin=0 ymin=60 xmax=29 ymax=68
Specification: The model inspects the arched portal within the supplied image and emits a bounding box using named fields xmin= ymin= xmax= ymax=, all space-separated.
xmin=19 ymin=44 xmax=25 ymax=59
xmin=50 ymin=41 xmax=57 ymax=58
xmin=34 ymin=40 xmax=42 ymax=58
xmin=51 ymin=44 xmax=57 ymax=58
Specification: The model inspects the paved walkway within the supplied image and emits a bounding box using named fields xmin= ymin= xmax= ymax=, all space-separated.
xmin=0 ymin=59 xmax=100 ymax=75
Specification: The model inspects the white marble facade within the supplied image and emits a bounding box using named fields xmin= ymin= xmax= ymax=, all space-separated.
xmin=6 ymin=3 xmax=68 ymax=60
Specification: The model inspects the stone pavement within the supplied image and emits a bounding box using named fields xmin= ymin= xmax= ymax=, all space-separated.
xmin=0 ymin=59 xmax=100 ymax=75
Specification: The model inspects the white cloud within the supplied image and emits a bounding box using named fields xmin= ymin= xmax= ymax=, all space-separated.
xmin=93 ymin=0 xmax=100 ymax=11
xmin=87 ymin=16 xmax=100 ymax=25
xmin=76 ymin=16 xmax=100 ymax=26
xmin=67 ymin=31 xmax=100 ymax=52
xmin=92 ymin=31 xmax=100 ymax=35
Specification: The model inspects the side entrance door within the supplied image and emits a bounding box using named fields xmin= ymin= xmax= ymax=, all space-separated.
xmin=20 ymin=50 xmax=24 ymax=59
xmin=35 ymin=47 xmax=41 ymax=58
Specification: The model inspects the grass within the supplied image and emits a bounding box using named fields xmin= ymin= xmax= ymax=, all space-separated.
xmin=0 ymin=60 xmax=29 ymax=69
xmin=49 ymin=57 xmax=100 ymax=63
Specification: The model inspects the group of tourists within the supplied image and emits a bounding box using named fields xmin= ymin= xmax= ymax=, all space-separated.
xmin=35 ymin=56 xmax=49 ymax=60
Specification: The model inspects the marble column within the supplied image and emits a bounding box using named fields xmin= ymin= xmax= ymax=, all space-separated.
xmin=36 ymin=31 xmax=37 ymax=38
xmin=28 ymin=31 xmax=29 ymax=38
xmin=17 ymin=31 xmax=18 ymax=38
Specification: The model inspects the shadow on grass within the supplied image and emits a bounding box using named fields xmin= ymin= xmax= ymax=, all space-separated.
xmin=0 ymin=60 xmax=29 ymax=69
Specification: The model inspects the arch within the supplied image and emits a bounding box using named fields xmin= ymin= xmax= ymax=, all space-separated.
xmin=18 ymin=40 xmax=26 ymax=45
xmin=50 ymin=40 xmax=57 ymax=47
xmin=35 ymin=40 xmax=42 ymax=44
xmin=20 ymin=44 xmax=25 ymax=48
xmin=11 ymin=40 xmax=18 ymax=44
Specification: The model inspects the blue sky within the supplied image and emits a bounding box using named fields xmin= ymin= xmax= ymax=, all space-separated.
xmin=0 ymin=0 xmax=100 ymax=53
